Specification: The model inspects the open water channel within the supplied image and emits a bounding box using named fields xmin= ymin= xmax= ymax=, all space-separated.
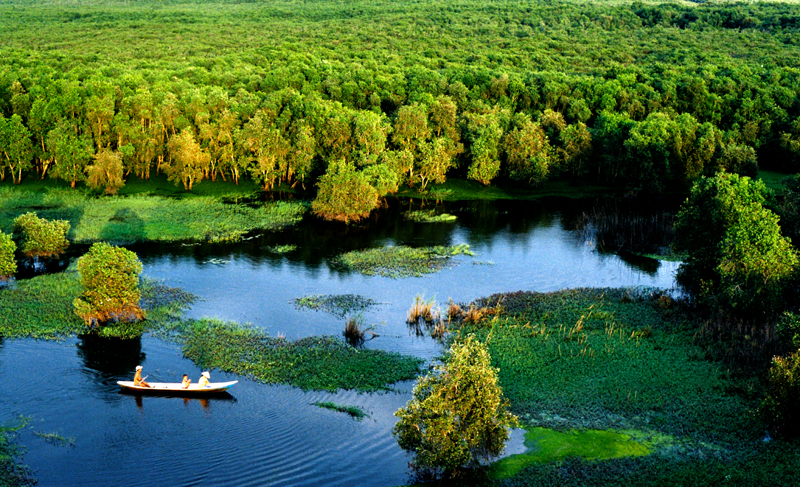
xmin=0 ymin=198 xmax=679 ymax=486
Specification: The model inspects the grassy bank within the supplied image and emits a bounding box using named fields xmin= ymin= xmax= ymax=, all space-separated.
xmin=442 ymin=288 xmax=800 ymax=485
xmin=0 ymin=184 xmax=306 ymax=244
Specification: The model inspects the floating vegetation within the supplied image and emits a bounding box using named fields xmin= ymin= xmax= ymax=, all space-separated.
xmin=491 ymin=427 xmax=651 ymax=479
xmin=175 ymin=318 xmax=423 ymax=392
xmin=294 ymin=294 xmax=379 ymax=318
xmin=471 ymin=260 xmax=496 ymax=266
xmin=32 ymin=431 xmax=75 ymax=448
xmin=203 ymin=258 xmax=230 ymax=266
xmin=267 ymin=244 xmax=297 ymax=254
xmin=313 ymin=401 xmax=369 ymax=420
xmin=403 ymin=209 xmax=457 ymax=223
xmin=334 ymin=244 xmax=473 ymax=278
xmin=0 ymin=187 xmax=306 ymax=244
xmin=1 ymin=417 xmax=35 ymax=487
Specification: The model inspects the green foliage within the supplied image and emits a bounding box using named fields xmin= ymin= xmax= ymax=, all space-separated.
xmin=311 ymin=160 xmax=378 ymax=223
xmin=73 ymin=242 xmax=144 ymax=327
xmin=504 ymin=115 xmax=552 ymax=185
xmin=403 ymin=209 xmax=457 ymax=223
xmin=0 ymin=418 xmax=36 ymax=487
xmin=762 ymin=350 xmax=800 ymax=439
xmin=313 ymin=401 xmax=368 ymax=420
xmin=393 ymin=335 xmax=519 ymax=477
xmin=86 ymin=148 xmax=125 ymax=195
xmin=0 ymin=230 xmax=16 ymax=280
xmin=177 ymin=318 xmax=423 ymax=392
xmin=674 ymin=173 xmax=797 ymax=317
xmin=0 ymin=186 xmax=306 ymax=244
xmin=0 ymin=271 xmax=86 ymax=339
xmin=293 ymin=293 xmax=379 ymax=318
xmin=12 ymin=211 xmax=70 ymax=258
xmin=334 ymin=244 xmax=473 ymax=278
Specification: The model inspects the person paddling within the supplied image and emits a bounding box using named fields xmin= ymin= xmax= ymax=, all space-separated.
xmin=198 ymin=371 xmax=211 ymax=388
xmin=134 ymin=365 xmax=152 ymax=388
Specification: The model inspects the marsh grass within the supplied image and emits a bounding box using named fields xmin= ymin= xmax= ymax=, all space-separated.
xmin=174 ymin=318 xmax=422 ymax=392
xmin=0 ymin=187 xmax=306 ymax=244
xmin=32 ymin=431 xmax=75 ymax=448
xmin=294 ymin=294 xmax=379 ymax=318
xmin=403 ymin=210 xmax=457 ymax=223
xmin=343 ymin=316 xmax=377 ymax=347
xmin=334 ymin=244 xmax=473 ymax=278
xmin=446 ymin=288 xmax=800 ymax=485
xmin=407 ymin=296 xmax=437 ymax=325
xmin=576 ymin=201 xmax=675 ymax=256
xmin=313 ymin=401 xmax=368 ymax=420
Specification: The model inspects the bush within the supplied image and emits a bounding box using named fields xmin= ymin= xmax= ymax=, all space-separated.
xmin=312 ymin=159 xmax=379 ymax=223
xmin=0 ymin=230 xmax=16 ymax=280
xmin=393 ymin=335 xmax=519 ymax=478
xmin=762 ymin=350 xmax=800 ymax=438
xmin=13 ymin=212 xmax=70 ymax=258
xmin=86 ymin=148 xmax=125 ymax=195
xmin=73 ymin=242 xmax=144 ymax=327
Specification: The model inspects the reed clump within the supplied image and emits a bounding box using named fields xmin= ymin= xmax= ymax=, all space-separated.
xmin=343 ymin=316 xmax=376 ymax=347
xmin=407 ymin=295 xmax=438 ymax=325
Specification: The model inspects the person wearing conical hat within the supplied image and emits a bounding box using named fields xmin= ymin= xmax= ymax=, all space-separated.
xmin=133 ymin=365 xmax=151 ymax=388
xmin=198 ymin=371 xmax=210 ymax=388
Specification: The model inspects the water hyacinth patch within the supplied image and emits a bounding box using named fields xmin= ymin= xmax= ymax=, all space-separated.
xmin=333 ymin=244 xmax=474 ymax=278
xmin=313 ymin=401 xmax=369 ymax=420
xmin=267 ymin=244 xmax=297 ymax=254
xmin=294 ymin=294 xmax=379 ymax=318
xmin=403 ymin=209 xmax=457 ymax=223
xmin=176 ymin=318 xmax=423 ymax=392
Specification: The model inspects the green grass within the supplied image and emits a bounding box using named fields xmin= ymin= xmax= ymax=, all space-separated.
xmin=294 ymin=294 xmax=379 ymax=318
xmin=334 ymin=244 xmax=474 ymax=278
xmin=0 ymin=185 xmax=307 ymax=244
xmin=313 ymin=401 xmax=369 ymax=420
xmin=174 ymin=318 xmax=423 ymax=392
xmin=491 ymin=427 xmax=651 ymax=480
xmin=443 ymin=287 xmax=800 ymax=485
xmin=758 ymin=170 xmax=794 ymax=193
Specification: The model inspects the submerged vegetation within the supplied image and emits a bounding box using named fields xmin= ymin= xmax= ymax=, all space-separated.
xmin=0 ymin=187 xmax=306 ymax=244
xmin=334 ymin=244 xmax=473 ymax=278
xmin=0 ymin=419 xmax=35 ymax=487
xmin=313 ymin=401 xmax=369 ymax=420
xmin=294 ymin=294 xmax=379 ymax=318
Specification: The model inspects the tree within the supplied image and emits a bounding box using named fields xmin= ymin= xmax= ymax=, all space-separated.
xmin=13 ymin=212 xmax=70 ymax=258
xmin=761 ymin=349 xmax=800 ymax=439
xmin=393 ymin=335 xmax=519 ymax=478
xmin=464 ymin=109 xmax=505 ymax=185
xmin=165 ymin=128 xmax=208 ymax=191
xmin=674 ymin=173 xmax=797 ymax=317
xmin=47 ymin=122 xmax=94 ymax=188
xmin=0 ymin=230 xmax=16 ymax=280
xmin=0 ymin=114 xmax=34 ymax=184
xmin=312 ymin=159 xmax=379 ymax=223
xmin=503 ymin=114 xmax=552 ymax=184
xmin=73 ymin=242 xmax=144 ymax=327
xmin=86 ymin=148 xmax=125 ymax=195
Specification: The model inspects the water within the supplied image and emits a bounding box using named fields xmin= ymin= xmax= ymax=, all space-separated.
xmin=0 ymin=198 xmax=679 ymax=486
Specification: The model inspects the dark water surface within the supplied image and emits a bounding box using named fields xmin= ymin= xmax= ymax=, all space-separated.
xmin=0 ymin=198 xmax=679 ymax=486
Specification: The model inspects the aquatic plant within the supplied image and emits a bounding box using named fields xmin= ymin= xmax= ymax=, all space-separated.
xmin=73 ymin=243 xmax=144 ymax=328
xmin=576 ymin=201 xmax=675 ymax=255
xmin=12 ymin=212 xmax=70 ymax=258
xmin=0 ymin=417 xmax=36 ymax=487
xmin=176 ymin=318 xmax=422 ymax=392
xmin=343 ymin=316 xmax=374 ymax=347
xmin=403 ymin=209 xmax=457 ymax=223
xmin=0 ymin=187 xmax=306 ymax=244
xmin=407 ymin=295 xmax=437 ymax=325
xmin=294 ymin=294 xmax=379 ymax=318
xmin=267 ymin=244 xmax=297 ymax=254
xmin=0 ymin=231 xmax=16 ymax=280
xmin=32 ymin=431 xmax=75 ymax=448
xmin=334 ymin=244 xmax=473 ymax=278
xmin=313 ymin=401 xmax=368 ymax=420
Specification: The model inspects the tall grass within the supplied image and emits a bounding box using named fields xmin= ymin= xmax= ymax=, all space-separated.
xmin=576 ymin=201 xmax=675 ymax=255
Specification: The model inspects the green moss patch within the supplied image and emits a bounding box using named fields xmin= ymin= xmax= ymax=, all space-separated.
xmin=176 ymin=318 xmax=423 ymax=392
xmin=334 ymin=244 xmax=473 ymax=278
xmin=0 ymin=187 xmax=306 ymax=244
xmin=294 ymin=294 xmax=379 ymax=318
xmin=491 ymin=427 xmax=651 ymax=479
xmin=313 ymin=401 xmax=369 ymax=420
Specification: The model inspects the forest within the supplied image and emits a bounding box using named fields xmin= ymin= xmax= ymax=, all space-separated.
xmin=3 ymin=0 xmax=800 ymax=219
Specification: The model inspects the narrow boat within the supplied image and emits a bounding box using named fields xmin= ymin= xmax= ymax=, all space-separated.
xmin=117 ymin=380 xmax=238 ymax=394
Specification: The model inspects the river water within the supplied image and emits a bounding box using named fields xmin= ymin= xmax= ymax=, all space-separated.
xmin=0 ymin=198 xmax=679 ymax=486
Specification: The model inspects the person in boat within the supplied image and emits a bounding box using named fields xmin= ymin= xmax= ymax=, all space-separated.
xmin=198 ymin=371 xmax=211 ymax=388
xmin=181 ymin=374 xmax=191 ymax=389
xmin=133 ymin=365 xmax=151 ymax=388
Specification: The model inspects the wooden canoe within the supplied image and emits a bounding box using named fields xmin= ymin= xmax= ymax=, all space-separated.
xmin=117 ymin=380 xmax=238 ymax=394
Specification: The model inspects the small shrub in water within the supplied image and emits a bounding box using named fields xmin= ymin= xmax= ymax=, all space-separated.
xmin=13 ymin=212 xmax=70 ymax=258
xmin=74 ymin=242 xmax=144 ymax=327
xmin=0 ymin=230 xmax=16 ymax=280
xmin=762 ymin=349 xmax=800 ymax=438
xmin=344 ymin=316 xmax=367 ymax=346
